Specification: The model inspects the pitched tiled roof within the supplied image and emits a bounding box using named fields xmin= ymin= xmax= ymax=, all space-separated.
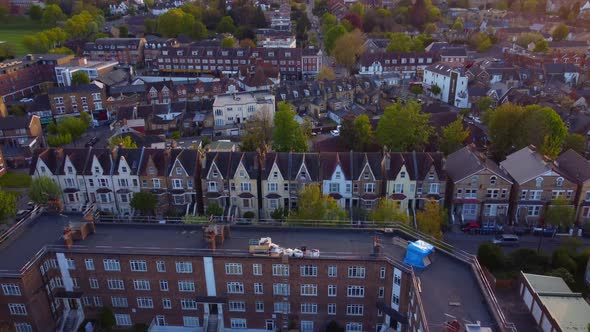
xmin=555 ymin=149 xmax=590 ymax=183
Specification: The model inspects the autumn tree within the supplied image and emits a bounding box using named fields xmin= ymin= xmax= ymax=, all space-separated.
xmin=316 ymin=66 xmax=336 ymax=81
xmin=28 ymin=176 xmax=62 ymax=207
xmin=545 ymin=198 xmax=575 ymax=230
xmin=272 ymin=102 xmax=308 ymax=152
xmin=221 ymin=37 xmax=235 ymax=48
xmin=377 ymin=101 xmax=433 ymax=151
xmin=533 ymin=39 xmax=548 ymax=53
xmin=42 ymin=4 xmax=66 ymax=25
xmin=440 ymin=117 xmax=469 ymax=155
xmin=451 ymin=18 xmax=463 ymax=31
xmin=552 ymin=24 xmax=569 ymax=41
xmin=332 ymin=30 xmax=365 ymax=74
xmin=340 ymin=115 xmax=374 ymax=151
xmin=240 ymin=109 xmax=273 ymax=152
xmin=288 ymin=184 xmax=347 ymax=224
xmin=416 ymin=201 xmax=446 ymax=239
xmin=239 ymin=39 xmax=256 ymax=48
xmin=369 ymin=199 xmax=409 ymax=225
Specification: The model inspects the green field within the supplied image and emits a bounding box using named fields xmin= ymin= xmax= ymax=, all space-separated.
xmin=0 ymin=19 xmax=47 ymax=56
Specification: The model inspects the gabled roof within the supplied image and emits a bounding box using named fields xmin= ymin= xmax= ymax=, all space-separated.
xmin=353 ymin=152 xmax=382 ymax=180
xmin=203 ymin=151 xmax=232 ymax=179
xmin=320 ymin=152 xmax=351 ymax=180
xmin=169 ymin=149 xmax=199 ymax=177
xmin=84 ymin=149 xmax=113 ymax=175
xmin=555 ymin=149 xmax=590 ymax=183
xmin=29 ymin=148 xmax=62 ymax=175
xmin=59 ymin=148 xmax=91 ymax=175
xmin=445 ymin=146 xmax=512 ymax=183
xmin=500 ymin=146 xmax=553 ymax=184
xmin=139 ymin=149 xmax=169 ymax=176
xmin=113 ymin=148 xmax=143 ymax=176
xmin=230 ymin=152 xmax=258 ymax=179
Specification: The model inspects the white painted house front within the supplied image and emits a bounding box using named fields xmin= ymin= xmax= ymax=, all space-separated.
xmin=213 ymin=90 xmax=276 ymax=136
xmin=322 ymin=163 xmax=352 ymax=209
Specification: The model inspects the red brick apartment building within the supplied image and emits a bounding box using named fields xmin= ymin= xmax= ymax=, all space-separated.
xmin=0 ymin=54 xmax=74 ymax=102
xmin=0 ymin=216 xmax=430 ymax=332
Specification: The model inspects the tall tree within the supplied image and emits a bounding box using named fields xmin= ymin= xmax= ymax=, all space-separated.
xmin=29 ymin=176 xmax=62 ymax=206
xmin=545 ymin=198 xmax=575 ymax=230
xmin=320 ymin=13 xmax=337 ymax=34
xmin=332 ymin=30 xmax=366 ymax=73
xmin=440 ymin=117 xmax=470 ymax=155
xmin=272 ymin=102 xmax=308 ymax=152
xmin=29 ymin=4 xmax=43 ymax=21
xmin=552 ymin=23 xmax=569 ymax=41
xmin=216 ymin=16 xmax=236 ymax=33
xmin=340 ymin=114 xmax=374 ymax=151
xmin=369 ymin=199 xmax=409 ymax=225
xmin=42 ymin=4 xmax=66 ymax=25
xmin=109 ymin=135 xmax=137 ymax=148
xmin=486 ymin=103 xmax=526 ymax=160
xmin=221 ymin=37 xmax=235 ymax=48
xmin=130 ymin=192 xmax=157 ymax=216
xmin=240 ymin=109 xmax=273 ymax=152
xmin=324 ymin=24 xmax=347 ymax=55
xmin=157 ymin=8 xmax=196 ymax=37
xmin=71 ymin=71 xmax=90 ymax=85
xmin=522 ymin=105 xmax=568 ymax=158
xmin=288 ymin=184 xmax=347 ymax=224
xmin=0 ymin=190 xmax=16 ymax=221
xmin=376 ymin=101 xmax=433 ymax=151
xmin=316 ymin=66 xmax=336 ymax=81
xmin=416 ymin=201 xmax=446 ymax=240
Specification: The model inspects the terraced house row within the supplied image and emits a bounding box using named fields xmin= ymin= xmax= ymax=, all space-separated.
xmin=30 ymin=145 xmax=590 ymax=225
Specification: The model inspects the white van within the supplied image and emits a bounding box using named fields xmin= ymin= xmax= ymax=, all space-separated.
xmin=492 ymin=234 xmax=519 ymax=246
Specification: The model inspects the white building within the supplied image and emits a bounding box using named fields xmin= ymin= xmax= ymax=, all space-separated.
xmin=423 ymin=63 xmax=470 ymax=108
xmin=55 ymin=58 xmax=119 ymax=87
xmin=213 ymin=90 xmax=276 ymax=136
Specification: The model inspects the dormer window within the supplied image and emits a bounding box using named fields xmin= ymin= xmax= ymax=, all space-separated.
xmin=149 ymin=167 xmax=156 ymax=175
xmin=94 ymin=167 xmax=100 ymax=174
xmin=428 ymin=172 xmax=435 ymax=180
xmin=273 ymin=171 xmax=278 ymax=178
xmin=240 ymin=171 xmax=245 ymax=178
xmin=364 ymin=171 xmax=369 ymax=180
xmin=300 ymin=170 xmax=307 ymax=180
xmin=490 ymin=176 xmax=496 ymax=185
xmin=471 ymin=176 xmax=478 ymax=186
xmin=400 ymin=171 xmax=406 ymax=178
xmin=67 ymin=166 xmax=73 ymax=174
xmin=176 ymin=167 xmax=182 ymax=175
xmin=556 ymin=177 xmax=564 ymax=187
xmin=121 ymin=166 xmax=127 ymax=173
xmin=535 ymin=177 xmax=543 ymax=188
xmin=335 ymin=172 xmax=341 ymax=179
xmin=212 ymin=170 xmax=218 ymax=177
xmin=40 ymin=166 xmax=46 ymax=173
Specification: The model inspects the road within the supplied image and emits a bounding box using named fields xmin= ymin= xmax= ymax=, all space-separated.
xmin=444 ymin=230 xmax=590 ymax=255
xmin=64 ymin=125 xmax=112 ymax=149
xmin=305 ymin=0 xmax=334 ymax=74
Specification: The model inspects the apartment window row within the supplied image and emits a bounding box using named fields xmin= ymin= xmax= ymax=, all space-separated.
xmin=1 ymin=284 xmax=21 ymax=296
xmin=99 ymin=259 xmax=193 ymax=273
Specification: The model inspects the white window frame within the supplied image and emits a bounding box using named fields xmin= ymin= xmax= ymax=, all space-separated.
xmin=103 ymin=259 xmax=121 ymax=271
xmin=130 ymin=260 xmax=147 ymax=272
xmin=300 ymin=284 xmax=318 ymax=296
xmin=225 ymin=263 xmax=243 ymax=275
xmin=176 ymin=261 xmax=193 ymax=273
xmin=348 ymin=266 xmax=366 ymax=278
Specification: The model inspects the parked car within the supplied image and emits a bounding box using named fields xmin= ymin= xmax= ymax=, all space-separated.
xmin=85 ymin=137 xmax=99 ymax=147
xmin=492 ymin=234 xmax=519 ymax=246
xmin=15 ymin=210 xmax=29 ymax=221
xmin=461 ymin=222 xmax=480 ymax=232
xmin=533 ymin=227 xmax=556 ymax=237
xmin=26 ymin=201 xmax=36 ymax=210
xmin=330 ymin=125 xmax=341 ymax=136
xmin=19 ymin=98 xmax=33 ymax=103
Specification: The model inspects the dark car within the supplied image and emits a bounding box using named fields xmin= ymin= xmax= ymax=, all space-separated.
xmin=85 ymin=137 xmax=98 ymax=147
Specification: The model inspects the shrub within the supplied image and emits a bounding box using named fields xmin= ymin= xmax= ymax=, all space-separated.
xmin=508 ymin=248 xmax=549 ymax=274
xmin=552 ymin=248 xmax=577 ymax=273
xmin=270 ymin=207 xmax=286 ymax=220
xmin=98 ymin=307 xmax=115 ymax=330
xmin=243 ymin=211 xmax=255 ymax=219
xmin=548 ymin=267 xmax=575 ymax=285
xmin=477 ymin=243 xmax=504 ymax=271
xmin=205 ymin=204 xmax=224 ymax=217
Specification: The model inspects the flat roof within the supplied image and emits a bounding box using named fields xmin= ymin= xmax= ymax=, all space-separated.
xmin=523 ymin=273 xmax=572 ymax=293
xmin=0 ymin=214 xmax=493 ymax=327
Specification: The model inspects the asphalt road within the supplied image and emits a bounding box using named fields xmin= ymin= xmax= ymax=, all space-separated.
xmin=444 ymin=230 xmax=590 ymax=255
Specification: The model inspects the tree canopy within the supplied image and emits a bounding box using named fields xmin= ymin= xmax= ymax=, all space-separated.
xmin=240 ymin=109 xmax=273 ymax=153
xmin=316 ymin=66 xmax=336 ymax=81
xmin=332 ymin=30 xmax=366 ymax=73
xmin=29 ymin=176 xmax=62 ymax=205
xmin=545 ymin=198 xmax=575 ymax=230
xmin=288 ymin=184 xmax=347 ymax=224
xmin=386 ymin=32 xmax=426 ymax=53
xmin=440 ymin=117 xmax=469 ymax=155
xmin=71 ymin=71 xmax=90 ymax=85
xmin=324 ymin=24 xmax=347 ymax=55
xmin=221 ymin=37 xmax=235 ymax=48
xmin=0 ymin=189 xmax=16 ymax=221
xmin=368 ymin=199 xmax=409 ymax=225
xmin=109 ymin=135 xmax=138 ymax=149
xmin=216 ymin=16 xmax=237 ymax=34
xmin=552 ymin=24 xmax=569 ymax=41
xmin=533 ymin=39 xmax=549 ymax=53
xmin=340 ymin=114 xmax=374 ymax=151
xmin=272 ymin=102 xmax=308 ymax=152
xmin=416 ymin=201 xmax=445 ymax=239
xmin=376 ymin=101 xmax=433 ymax=151
xmin=562 ymin=133 xmax=586 ymax=155
xmin=130 ymin=192 xmax=157 ymax=216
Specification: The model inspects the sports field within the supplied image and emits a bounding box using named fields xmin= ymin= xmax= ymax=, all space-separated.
xmin=0 ymin=19 xmax=46 ymax=56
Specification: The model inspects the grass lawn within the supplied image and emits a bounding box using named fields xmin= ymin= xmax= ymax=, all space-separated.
xmin=0 ymin=18 xmax=47 ymax=56
xmin=0 ymin=172 xmax=32 ymax=188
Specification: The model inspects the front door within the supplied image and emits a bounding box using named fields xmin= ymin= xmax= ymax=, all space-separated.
xmin=68 ymin=298 xmax=78 ymax=310
xmin=265 ymin=320 xmax=275 ymax=331
xmin=209 ymin=303 xmax=218 ymax=315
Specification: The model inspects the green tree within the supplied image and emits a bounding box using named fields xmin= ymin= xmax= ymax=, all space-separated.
xmin=206 ymin=203 xmax=224 ymax=216
xmin=522 ymin=105 xmax=568 ymax=158
xmin=376 ymin=101 xmax=433 ymax=151
xmin=451 ymin=18 xmax=463 ymax=30
xmin=221 ymin=37 xmax=235 ymax=48
xmin=240 ymin=109 xmax=273 ymax=152
xmin=71 ymin=71 xmax=90 ymax=85
xmin=410 ymin=84 xmax=423 ymax=96
xmin=440 ymin=117 xmax=469 ymax=155
xmin=545 ymin=198 xmax=575 ymax=231
xmin=118 ymin=25 xmax=129 ymax=38
xmin=478 ymin=243 xmax=505 ymax=271
xmin=0 ymin=43 xmax=15 ymax=61
xmin=316 ymin=66 xmax=336 ymax=81
xmin=369 ymin=199 xmax=409 ymax=225
xmin=109 ymin=135 xmax=138 ymax=148
xmin=332 ymin=30 xmax=365 ymax=73
xmin=386 ymin=32 xmax=413 ymax=53
xmin=272 ymin=102 xmax=308 ymax=152
xmin=324 ymin=24 xmax=347 ymax=55
xmin=42 ymin=4 xmax=66 ymax=25
xmin=471 ymin=32 xmax=493 ymax=52
xmin=49 ymin=47 xmax=75 ymax=55
xmin=341 ymin=114 xmax=374 ymax=151
xmin=130 ymin=192 xmax=157 ymax=216
xmin=288 ymin=184 xmax=347 ymax=224
xmin=562 ymin=133 xmax=586 ymax=155
xmin=533 ymin=39 xmax=549 ymax=53
xmin=0 ymin=190 xmax=17 ymax=221
xmin=157 ymin=8 xmax=196 ymax=37
xmin=216 ymin=16 xmax=236 ymax=33
xmin=430 ymin=84 xmax=441 ymax=96
xmin=348 ymin=2 xmax=365 ymax=16
xmin=516 ymin=32 xmax=543 ymax=48
xmin=47 ymin=133 xmax=72 ymax=147
xmin=64 ymin=11 xmax=104 ymax=39
xmin=485 ymin=103 xmax=525 ymax=159
xmin=552 ymin=23 xmax=569 ymax=41
xmin=29 ymin=4 xmax=43 ymax=21
xmin=424 ymin=22 xmax=438 ymax=34
xmin=320 ymin=13 xmax=337 ymax=34
xmin=28 ymin=176 xmax=62 ymax=206
xmin=416 ymin=201 xmax=445 ymax=239
xmin=477 ymin=97 xmax=493 ymax=113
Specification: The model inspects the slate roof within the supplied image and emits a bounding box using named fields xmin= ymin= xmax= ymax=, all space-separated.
xmin=555 ymin=149 xmax=590 ymax=183
xmin=500 ymin=146 xmax=552 ymax=184
xmin=441 ymin=47 xmax=467 ymax=57
xmin=169 ymin=149 xmax=199 ymax=177
xmin=85 ymin=149 xmax=114 ymax=176
xmin=0 ymin=116 xmax=32 ymax=130
xmin=445 ymin=146 xmax=512 ymax=183
xmin=48 ymin=83 xmax=102 ymax=95
xmin=139 ymin=149 xmax=169 ymax=176
xmin=113 ymin=148 xmax=142 ymax=176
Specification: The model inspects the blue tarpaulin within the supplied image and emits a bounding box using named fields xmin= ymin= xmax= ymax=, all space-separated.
xmin=403 ymin=240 xmax=434 ymax=268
